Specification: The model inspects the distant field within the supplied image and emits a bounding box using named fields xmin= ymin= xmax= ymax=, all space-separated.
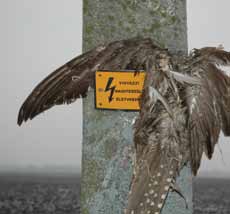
xmin=0 ymin=174 xmax=229 ymax=214
xmin=194 ymin=177 xmax=230 ymax=214
xmin=0 ymin=173 xmax=80 ymax=214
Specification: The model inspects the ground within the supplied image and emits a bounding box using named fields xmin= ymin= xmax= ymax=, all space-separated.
xmin=0 ymin=173 xmax=229 ymax=214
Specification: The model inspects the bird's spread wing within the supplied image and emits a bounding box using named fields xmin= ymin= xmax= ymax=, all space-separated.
xmin=187 ymin=48 xmax=230 ymax=174
xmin=17 ymin=38 xmax=158 ymax=125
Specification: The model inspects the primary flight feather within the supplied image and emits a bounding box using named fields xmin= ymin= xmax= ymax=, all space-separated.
xmin=17 ymin=38 xmax=230 ymax=214
xmin=17 ymin=38 xmax=156 ymax=125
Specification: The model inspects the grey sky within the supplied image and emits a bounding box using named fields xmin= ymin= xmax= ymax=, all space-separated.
xmin=1 ymin=0 xmax=230 ymax=175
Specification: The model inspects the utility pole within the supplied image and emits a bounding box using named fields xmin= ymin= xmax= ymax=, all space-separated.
xmin=81 ymin=1 xmax=192 ymax=214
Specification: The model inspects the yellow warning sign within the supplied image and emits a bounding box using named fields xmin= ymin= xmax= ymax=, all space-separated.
xmin=95 ymin=70 xmax=146 ymax=110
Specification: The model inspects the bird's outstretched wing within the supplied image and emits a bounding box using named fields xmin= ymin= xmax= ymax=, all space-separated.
xmin=187 ymin=47 xmax=230 ymax=174
xmin=17 ymin=38 xmax=158 ymax=125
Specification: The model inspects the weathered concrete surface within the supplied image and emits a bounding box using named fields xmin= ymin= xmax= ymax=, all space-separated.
xmin=81 ymin=0 xmax=192 ymax=214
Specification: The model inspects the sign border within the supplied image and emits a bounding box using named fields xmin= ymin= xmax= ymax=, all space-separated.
xmin=94 ymin=70 xmax=146 ymax=111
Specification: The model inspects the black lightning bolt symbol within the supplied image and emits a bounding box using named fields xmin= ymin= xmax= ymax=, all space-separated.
xmin=105 ymin=77 xmax=116 ymax=102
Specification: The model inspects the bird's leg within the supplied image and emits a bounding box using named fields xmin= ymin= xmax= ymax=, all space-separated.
xmin=149 ymin=86 xmax=174 ymax=118
xmin=167 ymin=71 xmax=181 ymax=103
xmin=148 ymin=84 xmax=183 ymax=146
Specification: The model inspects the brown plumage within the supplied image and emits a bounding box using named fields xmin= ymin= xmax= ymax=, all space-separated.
xmin=17 ymin=38 xmax=157 ymax=125
xmin=17 ymin=38 xmax=230 ymax=213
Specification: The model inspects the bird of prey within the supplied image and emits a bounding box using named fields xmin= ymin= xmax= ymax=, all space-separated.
xmin=17 ymin=38 xmax=230 ymax=214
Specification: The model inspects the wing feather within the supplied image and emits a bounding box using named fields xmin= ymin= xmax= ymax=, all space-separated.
xmin=18 ymin=48 xmax=100 ymax=125
xmin=17 ymin=38 xmax=157 ymax=125
xmin=187 ymin=48 xmax=230 ymax=174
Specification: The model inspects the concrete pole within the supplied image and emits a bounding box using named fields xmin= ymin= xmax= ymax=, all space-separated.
xmin=81 ymin=1 xmax=192 ymax=214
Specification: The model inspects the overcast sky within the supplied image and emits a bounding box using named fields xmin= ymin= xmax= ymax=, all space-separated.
xmin=1 ymin=0 xmax=230 ymax=175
